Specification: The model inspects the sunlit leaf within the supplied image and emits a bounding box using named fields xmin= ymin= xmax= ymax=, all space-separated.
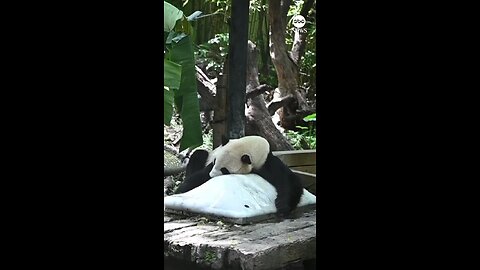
xmin=164 ymin=2 xmax=184 ymax=32
xmin=303 ymin=113 xmax=316 ymax=122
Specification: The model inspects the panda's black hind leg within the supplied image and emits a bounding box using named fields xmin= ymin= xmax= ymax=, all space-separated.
xmin=174 ymin=150 xmax=212 ymax=194
xmin=175 ymin=162 xmax=213 ymax=194
xmin=185 ymin=149 xmax=209 ymax=178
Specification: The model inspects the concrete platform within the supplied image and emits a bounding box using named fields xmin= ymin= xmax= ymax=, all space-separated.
xmin=164 ymin=210 xmax=317 ymax=270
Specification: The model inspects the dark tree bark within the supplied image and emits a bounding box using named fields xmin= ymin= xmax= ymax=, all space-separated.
xmin=226 ymin=0 xmax=249 ymax=139
xmin=245 ymin=41 xmax=293 ymax=151
xmin=164 ymin=165 xmax=186 ymax=176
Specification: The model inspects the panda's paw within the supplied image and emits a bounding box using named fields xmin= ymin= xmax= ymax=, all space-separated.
xmin=275 ymin=195 xmax=288 ymax=208
xmin=275 ymin=199 xmax=291 ymax=218
xmin=274 ymin=214 xmax=286 ymax=222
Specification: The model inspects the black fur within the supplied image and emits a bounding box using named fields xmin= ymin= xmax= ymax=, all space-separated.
xmin=252 ymin=152 xmax=304 ymax=218
xmin=220 ymin=168 xmax=231 ymax=174
xmin=174 ymin=150 xmax=213 ymax=194
xmin=221 ymin=135 xmax=229 ymax=146
xmin=185 ymin=150 xmax=209 ymax=178
xmin=241 ymin=155 xmax=251 ymax=164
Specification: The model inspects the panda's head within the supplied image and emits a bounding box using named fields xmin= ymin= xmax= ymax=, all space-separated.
xmin=208 ymin=135 xmax=270 ymax=178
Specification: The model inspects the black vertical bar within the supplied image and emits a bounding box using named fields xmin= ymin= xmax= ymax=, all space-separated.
xmin=227 ymin=0 xmax=249 ymax=139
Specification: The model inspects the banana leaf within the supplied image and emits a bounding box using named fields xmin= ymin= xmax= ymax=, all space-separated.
xmin=166 ymin=35 xmax=203 ymax=151
xmin=164 ymin=59 xmax=182 ymax=125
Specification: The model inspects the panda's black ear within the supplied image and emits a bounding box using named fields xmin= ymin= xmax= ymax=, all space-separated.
xmin=241 ymin=154 xmax=252 ymax=164
xmin=221 ymin=135 xmax=230 ymax=146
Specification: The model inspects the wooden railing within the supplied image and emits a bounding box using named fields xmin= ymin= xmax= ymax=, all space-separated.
xmin=273 ymin=150 xmax=316 ymax=195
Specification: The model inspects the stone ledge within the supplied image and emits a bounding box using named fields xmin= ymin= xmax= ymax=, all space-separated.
xmin=164 ymin=210 xmax=316 ymax=270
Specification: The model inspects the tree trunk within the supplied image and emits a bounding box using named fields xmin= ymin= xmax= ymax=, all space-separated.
xmin=245 ymin=41 xmax=293 ymax=151
xmin=268 ymin=0 xmax=313 ymax=130
xmin=291 ymin=0 xmax=314 ymax=66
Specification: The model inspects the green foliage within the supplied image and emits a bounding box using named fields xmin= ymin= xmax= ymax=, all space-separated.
xmin=164 ymin=2 xmax=184 ymax=32
xmin=300 ymin=26 xmax=316 ymax=88
xmin=164 ymin=1 xmax=203 ymax=151
xmin=204 ymin=250 xmax=217 ymax=263
xmin=259 ymin=66 xmax=278 ymax=87
xmin=178 ymin=0 xmax=229 ymax=45
xmin=201 ymin=129 xmax=214 ymax=151
xmin=249 ymin=0 xmax=268 ymax=12
xmin=287 ymin=0 xmax=304 ymax=17
xmin=164 ymin=59 xmax=182 ymax=124
xmin=194 ymin=33 xmax=229 ymax=75
xmin=285 ymin=113 xmax=316 ymax=150
xmin=303 ymin=113 xmax=316 ymax=122
xmin=286 ymin=127 xmax=316 ymax=150
xmin=164 ymin=1 xmax=193 ymax=35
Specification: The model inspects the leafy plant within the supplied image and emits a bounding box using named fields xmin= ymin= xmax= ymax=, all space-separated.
xmin=164 ymin=1 xmax=203 ymax=151
xmin=285 ymin=113 xmax=316 ymax=150
xmin=194 ymin=33 xmax=229 ymax=76
xmin=204 ymin=250 xmax=217 ymax=263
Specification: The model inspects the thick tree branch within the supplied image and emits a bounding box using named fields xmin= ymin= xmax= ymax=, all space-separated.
xmin=246 ymin=84 xmax=273 ymax=100
xmin=266 ymin=95 xmax=295 ymax=116
xmin=164 ymin=165 xmax=186 ymax=176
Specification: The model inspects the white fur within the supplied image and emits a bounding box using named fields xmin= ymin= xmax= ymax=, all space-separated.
xmin=208 ymin=136 xmax=270 ymax=177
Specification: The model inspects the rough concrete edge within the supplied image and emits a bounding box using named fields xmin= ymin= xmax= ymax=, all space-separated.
xmin=164 ymin=204 xmax=316 ymax=225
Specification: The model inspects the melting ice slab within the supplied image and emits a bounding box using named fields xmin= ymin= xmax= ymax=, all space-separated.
xmin=164 ymin=174 xmax=316 ymax=220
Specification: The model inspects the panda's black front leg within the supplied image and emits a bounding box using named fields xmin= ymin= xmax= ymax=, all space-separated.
xmin=274 ymin=187 xmax=294 ymax=219
xmin=253 ymin=168 xmax=290 ymax=218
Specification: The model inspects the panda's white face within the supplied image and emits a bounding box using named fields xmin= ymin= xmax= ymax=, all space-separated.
xmin=207 ymin=136 xmax=270 ymax=178
xmin=209 ymin=151 xmax=253 ymax=177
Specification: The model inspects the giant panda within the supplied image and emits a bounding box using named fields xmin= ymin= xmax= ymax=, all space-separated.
xmin=174 ymin=135 xmax=304 ymax=218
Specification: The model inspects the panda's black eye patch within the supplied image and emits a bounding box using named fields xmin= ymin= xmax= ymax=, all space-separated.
xmin=220 ymin=167 xmax=230 ymax=174
xmin=241 ymin=155 xmax=251 ymax=164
